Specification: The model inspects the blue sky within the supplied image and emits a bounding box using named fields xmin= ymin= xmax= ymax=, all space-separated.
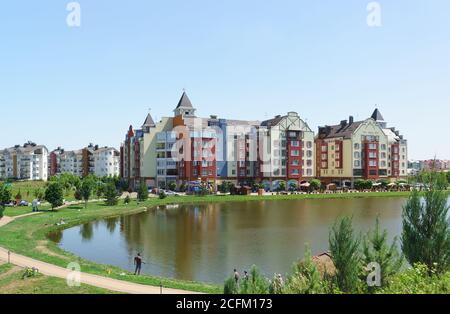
xmin=0 ymin=0 xmax=449 ymax=159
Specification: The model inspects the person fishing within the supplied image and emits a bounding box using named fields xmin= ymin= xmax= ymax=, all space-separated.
xmin=134 ymin=253 xmax=145 ymax=275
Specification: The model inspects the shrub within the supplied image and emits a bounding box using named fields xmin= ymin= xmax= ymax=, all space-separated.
xmin=159 ymin=191 xmax=167 ymax=199
xmin=124 ymin=195 xmax=131 ymax=205
xmin=239 ymin=266 xmax=270 ymax=294
xmin=283 ymin=246 xmax=325 ymax=294
xmin=137 ymin=182 xmax=149 ymax=201
xmin=402 ymin=172 xmax=450 ymax=274
xmin=377 ymin=264 xmax=450 ymax=294
xmin=362 ymin=217 xmax=404 ymax=290
xmin=224 ymin=277 xmax=238 ymax=294
xmin=168 ymin=182 xmax=177 ymax=192
xmin=104 ymin=182 xmax=119 ymax=206
xmin=329 ymin=216 xmax=362 ymax=293
xmin=310 ymin=179 xmax=321 ymax=191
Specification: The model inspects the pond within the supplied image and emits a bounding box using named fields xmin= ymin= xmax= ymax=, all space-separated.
xmin=49 ymin=197 xmax=411 ymax=284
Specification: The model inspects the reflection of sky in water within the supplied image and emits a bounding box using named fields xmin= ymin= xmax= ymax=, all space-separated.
xmin=48 ymin=198 xmax=449 ymax=284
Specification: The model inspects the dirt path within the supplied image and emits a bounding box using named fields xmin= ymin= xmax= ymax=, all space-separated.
xmin=0 ymin=213 xmax=200 ymax=295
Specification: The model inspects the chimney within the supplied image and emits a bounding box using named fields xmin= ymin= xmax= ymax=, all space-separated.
xmin=340 ymin=120 xmax=347 ymax=128
xmin=349 ymin=116 xmax=354 ymax=124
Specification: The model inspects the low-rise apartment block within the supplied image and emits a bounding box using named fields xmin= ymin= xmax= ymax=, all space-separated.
xmin=49 ymin=144 xmax=119 ymax=178
xmin=0 ymin=142 xmax=49 ymax=181
xmin=315 ymin=109 xmax=408 ymax=186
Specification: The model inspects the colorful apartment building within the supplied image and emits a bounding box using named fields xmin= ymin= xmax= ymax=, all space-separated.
xmin=0 ymin=142 xmax=49 ymax=181
xmin=49 ymin=144 xmax=119 ymax=178
xmin=120 ymin=92 xmax=316 ymax=189
xmin=315 ymin=109 xmax=408 ymax=186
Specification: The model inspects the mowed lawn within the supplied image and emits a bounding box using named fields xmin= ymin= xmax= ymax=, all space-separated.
xmin=0 ymin=262 xmax=117 ymax=294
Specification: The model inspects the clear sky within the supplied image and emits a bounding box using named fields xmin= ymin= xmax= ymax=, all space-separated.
xmin=0 ymin=1 xmax=449 ymax=160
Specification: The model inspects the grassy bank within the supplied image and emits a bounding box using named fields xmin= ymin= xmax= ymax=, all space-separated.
xmin=0 ymin=262 xmax=117 ymax=294
xmin=0 ymin=191 xmax=415 ymax=294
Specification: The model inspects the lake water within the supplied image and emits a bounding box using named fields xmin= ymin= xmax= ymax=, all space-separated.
xmin=49 ymin=197 xmax=412 ymax=284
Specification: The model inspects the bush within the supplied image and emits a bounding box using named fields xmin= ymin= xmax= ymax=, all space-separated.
xmin=224 ymin=277 xmax=238 ymax=294
xmin=159 ymin=191 xmax=167 ymax=199
xmin=137 ymin=182 xmax=149 ymax=201
xmin=124 ymin=195 xmax=131 ymax=205
xmin=219 ymin=182 xmax=235 ymax=194
xmin=362 ymin=217 xmax=404 ymax=290
xmin=310 ymin=179 xmax=321 ymax=191
xmin=283 ymin=246 xmax=325 ymax=294
xmin=239 ymin=266 xmax=270 ymax=294
xmin=402 ymin=172 xmax=450 ymax=274
xmin=377 ymin=264 xmax=450 ymax=294
xmin=329 ymin=216 xmax=362 ymax=293
xmin=168 ymin=182 xmax=177 ymax=192
xmin=104 ymin=182 xmax=119 ymax=206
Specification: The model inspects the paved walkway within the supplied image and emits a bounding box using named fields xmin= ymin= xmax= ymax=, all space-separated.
xmin=0 ymin=213 xmax=200 ymax=294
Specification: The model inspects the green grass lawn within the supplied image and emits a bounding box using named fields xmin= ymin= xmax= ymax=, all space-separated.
xmin=0 ymin=191 xmax=417 ymax=294
xmin=0 ymin=263 xmax=117 ymax=294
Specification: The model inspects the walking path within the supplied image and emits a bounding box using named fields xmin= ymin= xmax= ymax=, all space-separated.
xmin=0 ymin=213 xmax=200 ymax=294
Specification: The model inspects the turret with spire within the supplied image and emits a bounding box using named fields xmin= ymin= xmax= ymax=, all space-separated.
xmin=174 ymin=91 xmax=196 ymax=117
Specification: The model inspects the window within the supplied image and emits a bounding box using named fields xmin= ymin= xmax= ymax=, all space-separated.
xmin=291 ymin=141 xmax=300 ymax=147
xmin=380 ymin=152 xmax=386 ymax=159
xmin=291 ymin=169 xmax=300 ymax=175
xmin=291 ymin=160 xmax=300 ymax=166
xmin=369 ymin=160 xmax=377 ymax=167
xmin=354 ymin=152 xmax=360 ymax=159
xmin=380 ymin=144 xmax=386 ymax=150
xmin=307 ymin=150 xmax=313 ymax=158
xmin=306 ymin=141 xmax=313 ymax=149
xmin=369 ymin=152 xmax=377 ymax=158
xmin=354 ymin=143 xmax=360 ymax=150
xmin=354 ymin=160 xmax=361 ymax=167
xmin=369 ymin=143 xmax=377 ymax=150
xmin=291 ymin=150 xmax=300 ymax=157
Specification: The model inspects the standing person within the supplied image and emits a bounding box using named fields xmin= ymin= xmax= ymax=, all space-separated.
xmin=134 ymin=253 xmax=145 ymax=275
xmin=243 ymin=271 xmax=249 ymax=281
xmin=234 ymin=269 xmax=240 ymax=284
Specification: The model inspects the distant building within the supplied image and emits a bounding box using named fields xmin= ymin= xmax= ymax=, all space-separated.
xmin=0 ymin=141 xmax=49 ymax=181
xmin=49 ymin=144 xmax=119 ymax=178
xmin=422 ymin=159 xmax=450 ymax=171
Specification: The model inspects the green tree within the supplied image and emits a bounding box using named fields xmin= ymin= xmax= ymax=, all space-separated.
xmin=168 ymin=182 xmax=177 ymax=192
xmin=44 ymin=182 xmax=64 ymax=210
xmin=362 ymin=217 xmax=404 ymax=289
xmin=329 ymin=216 xmax=362 ymax=293
xmin=238 ymin=265 xmax=270 ymax=294
xmin=104 ymin=182 xmax=119 ymax=206
xmin=277 ymin=181 xmax=286 ymax=192
xmin=0 ymin=183 xmax=12 ymax=218
xmin=137 ymin=182 xmax=149 ymax=202
xmin=310 ymin=179 xmax=321 ymax=191
xmin=80 ymin=177 xmax=95 ymax=209
xmin=283 ymin=246 xmax=325 ymax=294
xmin=401 ymin=172 xmax=450 ymax=274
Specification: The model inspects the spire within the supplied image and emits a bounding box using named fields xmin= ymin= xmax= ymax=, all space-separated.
xmin=371 ymin=108 xmax=384 ymax=121
xmin=142 ymin=113 xmax=156 ymax=128
xmin=176 ymin=91 xmax=193 ymax=109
